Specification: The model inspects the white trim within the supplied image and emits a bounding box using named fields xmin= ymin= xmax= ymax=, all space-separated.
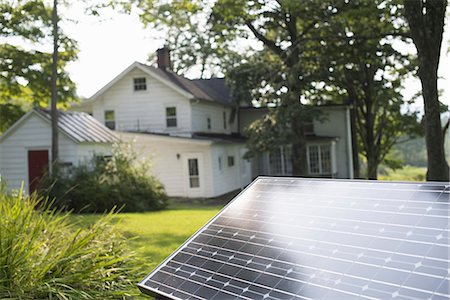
xmin=85 ymin=62 xmax=194 ymax=103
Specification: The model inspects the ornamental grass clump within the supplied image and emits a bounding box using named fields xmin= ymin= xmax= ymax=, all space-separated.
xmin=0 ymin=184 xmax=143 ymax=299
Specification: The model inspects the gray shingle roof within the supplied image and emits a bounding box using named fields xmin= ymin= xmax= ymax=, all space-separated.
xmin=139 ymin=63 xmax=233 ymax=106
xmin=37 ymin=109 xmax=118 ymax=143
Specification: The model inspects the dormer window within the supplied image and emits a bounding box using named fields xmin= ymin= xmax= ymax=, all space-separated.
xmin=133 ymin=77 xmax=147 ymax=91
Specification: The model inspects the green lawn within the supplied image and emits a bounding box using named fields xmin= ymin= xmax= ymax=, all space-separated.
xmin=73 ymin=204 xmax=223 ymax=272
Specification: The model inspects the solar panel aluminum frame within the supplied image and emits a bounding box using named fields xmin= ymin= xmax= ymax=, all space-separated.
xmin=138 ymin=176 xmax=450 ymax=300
xmin=138 ymin=178 xmax=261 ymax=299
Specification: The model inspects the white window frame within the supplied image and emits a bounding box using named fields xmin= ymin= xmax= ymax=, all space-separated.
xmin=268 ymin=146 xmax=292 ymax=175
xmin=133 ymin=77 xmax=147 ymax=91
xmin=306 ymin=142 xmax=336 ymax=175
xmin=165 ymin=106 xmax=177 ymax=128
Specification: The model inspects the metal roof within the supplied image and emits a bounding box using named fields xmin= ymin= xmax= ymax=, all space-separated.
xmin=37 ymin=109 xmax=119 ymax=143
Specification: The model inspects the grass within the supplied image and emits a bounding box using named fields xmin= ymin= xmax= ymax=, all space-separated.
xmin=73 ymin=203 xmax=223 ymax=273
xmin=378 ymin=165 xmax=427 ymax=181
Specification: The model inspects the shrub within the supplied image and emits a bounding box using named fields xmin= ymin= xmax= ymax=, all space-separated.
xmin=39 ymin=142 xmax=169 ymax=213
xmin=0 ymin=184 xmax=144 ymax=299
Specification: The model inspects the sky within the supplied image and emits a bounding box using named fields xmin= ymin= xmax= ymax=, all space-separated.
xmin=62 ymin=4 xmax=450 ymax=110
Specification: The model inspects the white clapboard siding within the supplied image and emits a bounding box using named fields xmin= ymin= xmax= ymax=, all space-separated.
xmin=120 ymin=132 xmax=215 ymax=198
xmin=76 ymin=143 xmax=113 ymax=165
xmin=210 ymin=144 xmax=252 ymax=196
xmin=313 ymin=106 xmax=352 ymax=178
xmin=0 ymin=114 xmax=76 ymax=192
xmin=92 ymin=68 xmax=192 ymax=134
xmin=191 ymin=101 xmax=236 ymax=134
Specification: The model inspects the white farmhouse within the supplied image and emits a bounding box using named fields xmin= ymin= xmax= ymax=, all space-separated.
xmin=0 ymin=47 xmax=354 ymax=198
xmin=0 ymin=109 xmax=118 ymax=193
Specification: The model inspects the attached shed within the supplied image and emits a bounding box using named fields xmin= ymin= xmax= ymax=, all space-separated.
xmin=120 ymin=132 xmax=252 ymax=198
xmin=0 ymin=108 xmax=118 ymax=193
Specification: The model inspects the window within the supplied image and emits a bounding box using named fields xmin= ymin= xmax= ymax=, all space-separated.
xmin=269 ymin=146 xmax=292 ymax=175
xmin=133 ymin=77 xmax=147 ymax=91
xmin=188 ymin=158 xmax=200 ymax=188
xmin=166 ymin=107 xmax=177 ymax=127
xmin=308 ymin=144 xmax=332 ymax=175
xmin=207 ymin=117 xmax=211 ymax=130
xmin=218 ymin=156 xmax=222 ymax=171
xmin=304 ymin=121 xmax=314 ymax=135
xmin=104 ymin=110 xmax=115 ymax=130
xmin=228 ymin=156 xmax=235 ymax=167
xmin=223 ymin=111 xmax=227 ymax=129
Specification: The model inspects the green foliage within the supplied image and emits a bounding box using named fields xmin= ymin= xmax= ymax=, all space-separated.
xmin=39 ymin=143 xmax=169 ymax=213
xmin=73 ymin=204 xmax=223 ymax=271
xmin=0 ymin=184 xmax=143 ymax=299
xmin=378 ymin=165 xmax=427 ymax=182
xmin=0 ymin=0 xmax=78 ymax=134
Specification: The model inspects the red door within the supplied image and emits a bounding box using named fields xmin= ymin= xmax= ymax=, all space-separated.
xmin=28 ymin=150 xmax=49 ymax=193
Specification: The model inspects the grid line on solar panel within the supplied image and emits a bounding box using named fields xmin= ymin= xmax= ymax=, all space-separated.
xmin=220 ymin=206 xmax=449 ymax=244
xmin=214 ymin=212 xmax=449 ymax=255
xmin=139 ymin=177 xmax=450 ymax=300
xmin=163 ymin=247 xmax=374 ymax=300
xmin=204 ymin=224 xmax=448 ymax=273
xmin=188 ymin=231 xmax=448 ymax=295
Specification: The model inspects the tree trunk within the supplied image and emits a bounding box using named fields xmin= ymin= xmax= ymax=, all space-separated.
xmin=291 ymin=117 xmax=308 ymax=176
xmin=420 ymin=62 xmax=449 ymax=181
xmin=404 ymin=0 xmax=449 ymax=182
xmin=51 ymin=0 xmax=58 ymax=169
xmin=349 ymin=98 xmax=360 ymax=178
xmin=367 ymin=154 xmax=378 ymax=180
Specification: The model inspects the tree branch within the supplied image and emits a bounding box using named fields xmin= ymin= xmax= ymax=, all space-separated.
xmin=245 ymin=20 xmax=284 ymax=57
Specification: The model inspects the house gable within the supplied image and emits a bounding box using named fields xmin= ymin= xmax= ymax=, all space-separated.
xmin=90 ymin=67 xmax=193 ymax=133
xmin=87 ymin=62 xmax=194 ymax=103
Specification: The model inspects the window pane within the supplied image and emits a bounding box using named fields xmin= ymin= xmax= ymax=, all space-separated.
xmin=166 ymin=107 xmax=176 ymax=117
xmin=308 ymin=145 xmax=320 ymax=174
xmin=188 ymin=158 xmax=200 ymax=188
xmin=228 ymin=156 xmax=234 ymax=167
xmin=320 ymin=145 xmax=332 ymax=173
xmin=190 ymin=177 xmax=200 ymax=188
xmin=134 ymin=77 xmax=147 ymax=91
xmin=269 ymin=148 xmax=282 ymax=174
xmin=104 ymin=110 xmax=115 ymax=130
xmin=188 ymin=159 xmax=199 ymax=176
xmin=166 ymin=118 xmax=177 ymax=127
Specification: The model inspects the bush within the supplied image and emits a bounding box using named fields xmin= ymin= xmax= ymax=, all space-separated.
xmin=0 ymin=184 xmax=144 ymax=299
xmin=39 ymin=143 xmax=169 ymax=213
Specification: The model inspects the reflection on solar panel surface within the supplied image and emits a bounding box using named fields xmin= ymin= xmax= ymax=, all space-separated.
xmin=139 ymin=177 xmax=450 ymax=300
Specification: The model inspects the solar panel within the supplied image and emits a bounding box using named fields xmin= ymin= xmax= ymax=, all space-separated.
xmin=138 ymin=177 xmax=450 ymax=300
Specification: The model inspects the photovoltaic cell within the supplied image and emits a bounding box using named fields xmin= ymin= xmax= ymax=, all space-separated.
xmin=138 ymin=177 xmax=450 ymax=300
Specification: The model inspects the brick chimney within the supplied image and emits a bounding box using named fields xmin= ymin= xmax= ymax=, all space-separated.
xmin=157 ymin=46 xmax=171 ymax=70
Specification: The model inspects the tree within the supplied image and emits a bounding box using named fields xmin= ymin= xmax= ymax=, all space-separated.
xmin=0 ymin=0 xmax=77 ymax=134
xmin=51 ymin=0 xmax=59 ymax=167
xmin=306 ymin=0 xmax=421 ymax=179
xmin=404 ymin=0 xmax=449 ymax=181
xmin=131 ymin=0 xmax=422 ymax=178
